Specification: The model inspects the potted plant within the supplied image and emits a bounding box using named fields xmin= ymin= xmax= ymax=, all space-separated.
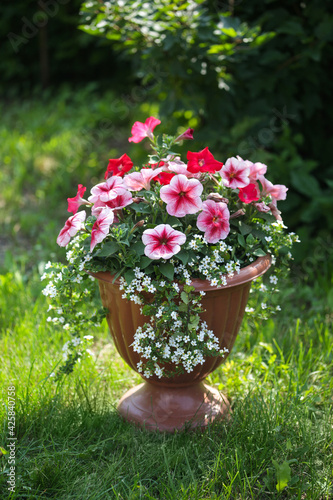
xmin=42 ymin=117 xmax=299 ymax=431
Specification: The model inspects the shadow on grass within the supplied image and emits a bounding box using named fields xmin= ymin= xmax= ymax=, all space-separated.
xmin=1 ymin=387 xmax=332 ymax=500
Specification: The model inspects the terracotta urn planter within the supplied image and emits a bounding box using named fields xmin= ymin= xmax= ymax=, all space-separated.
xmin=93 ymin=255 xmax=271 ymax=432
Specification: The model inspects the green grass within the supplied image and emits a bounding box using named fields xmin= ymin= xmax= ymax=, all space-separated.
xmin=0 ymin=265 xmax=332 ymax=499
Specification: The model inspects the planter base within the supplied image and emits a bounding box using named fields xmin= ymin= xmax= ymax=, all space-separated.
xmin=118 ymin=381 xmax=230 ymax=432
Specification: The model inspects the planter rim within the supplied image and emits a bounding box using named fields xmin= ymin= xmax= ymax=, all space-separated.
xmin=91 ymin=254 xmax=271 ymax=291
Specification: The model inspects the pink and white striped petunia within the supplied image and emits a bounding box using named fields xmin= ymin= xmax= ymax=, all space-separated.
xmin=196 ymin=200 xmax=230 ymax=243
xmin=128 ymin=116 xmax=161 ymax=143
xmin=123 ymin=168 xmax=163 ymax=191
xmin=90 ymin=208 xmax=114 ymax=252
xmin=259 ymin=175 xmax=288 ymax=201
xmin=67 ymin=184 xmax=87 ymax=214
xmin=160 ymin=174 xmax=203 ymax=217
xmin=220 ymin=157 xmax=250 ymax=189
xmin=142 ymin=224 xmax=186 ymax=260
xmin=57 ymin=211 xmax=86 ymax=247
xmin=236 ymin=157 xmax=267 ymax=182
xmin=91 ymin=189 xmax=133 ymax=216
xmin=167 ymin=157 xmax=201 ymax=179
xmin=89 ymin=177 xmax=125 ymax=204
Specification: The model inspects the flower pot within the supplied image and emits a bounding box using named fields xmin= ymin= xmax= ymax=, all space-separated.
xmin=93 ymin=255 xmax=271 ymax=432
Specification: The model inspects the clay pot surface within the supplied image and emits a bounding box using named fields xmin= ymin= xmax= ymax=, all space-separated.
xmin=93 ymin=255 xmax=271 ymax=387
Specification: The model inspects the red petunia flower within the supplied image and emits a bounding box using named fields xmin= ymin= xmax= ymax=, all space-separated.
xmin=238 ymin=183 xmax=260 ymax=204
xmin=155 ymin=171 xmax=176 ymax=185
xmin=104 ymin=154 xmax=133 ymax=179
xmin=187 ymin=147 xmax=223 ymax=174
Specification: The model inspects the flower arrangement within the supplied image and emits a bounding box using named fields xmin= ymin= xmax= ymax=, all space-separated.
xmin=42 ymin=117 xmax=299 ymax=379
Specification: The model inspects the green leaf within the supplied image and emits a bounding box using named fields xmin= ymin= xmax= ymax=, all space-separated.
xmin=237 ymin=234 xmax=246 ymax=248
xmin=130 ymin=202 xmax=151 ymax=213
xmin=290 ymin=171 xmax=321 ymax=197
xmin=96 ymin=241 xmax=119 ymax=257
xmin=140 ymin=256 xmax=152 ymax=269
xmin=272 ymin=459 xmax=291 ymax=492
xmin=176 ymin=250 xmax=190 ymax=265
xmin=131 ymin=241 xmax=145 ymax=256
xmin=159 ymin=263 xmax=174 ymax=281
xmin=239 ymin=221 xmax=253 ymax=236
xmin=181 ymin=291 xmax=189 ymax=304
xmin=178 ymin=303 xmax=188 ymax=312
xmin=246 ymin=233 xmax=256 ymax=245
xmin=124 ymin=269 xmax=135 ymax=284
xmin=0 ymin=447 xmax=8 ymax=455
xmin=166 ymin=216 xmax=182 ymax=227
xmin=253 ymin=248 xmax=266 ymax=257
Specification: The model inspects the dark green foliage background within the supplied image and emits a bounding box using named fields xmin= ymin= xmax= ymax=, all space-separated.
xmin=1 ymin=0 xmax=333 ymax=262
xmin=79 ymin=0 xmax=333 ymax=258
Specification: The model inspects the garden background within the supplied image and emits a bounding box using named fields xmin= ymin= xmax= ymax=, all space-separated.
xmin=1 ymin=1 xmax=332 ymax=498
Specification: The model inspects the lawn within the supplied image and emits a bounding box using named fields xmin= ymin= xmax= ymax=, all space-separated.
xmin=0 ymin=89 xmax=332 ymax=499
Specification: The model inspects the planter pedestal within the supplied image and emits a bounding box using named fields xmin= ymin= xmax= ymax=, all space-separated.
xmin=118 ymin=381 xmax=230 ymax=432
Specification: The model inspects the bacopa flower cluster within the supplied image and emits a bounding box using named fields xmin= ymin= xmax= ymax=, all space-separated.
xmin=50 ymin=116 xmax=299 ymax=378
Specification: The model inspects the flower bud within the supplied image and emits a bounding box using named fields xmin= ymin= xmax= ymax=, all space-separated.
xmin=185 ymin=225 xmax=192 ymax=235
xmin=230 ymin=209 xmax=245 ymax=219
xmin=207 ymin=193 xmax=229 ymax=204
xmin=130 ymin=220 xmax=145 ymax=233
xmin=175 ymin=128 xmax=194 ymax=142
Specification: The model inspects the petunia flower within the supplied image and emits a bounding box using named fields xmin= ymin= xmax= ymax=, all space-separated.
xmin=89 ymin=177 xmax=125 ymax=204
xmin=142 ymin=224 xmax=186 ymax=260
xmin=155 ymin=171 xmax=176 ymax=185
xmin=128 ymin=116 xmax=161 ymax=143
xmin=187 ymin=147 xmax=223 ymax=174
xmin=175 ymin=128 xmax=194 ymax=142
xmin=67 ymin=184 xmax=87 ymax=214
xmin=167 ymin=157 xmax=201 ymax=178
xmin=220 ymin=157 xmax=250 ymax=189
xmin=57 ymin=211 xmax=86 ymax=247
xmin=259 ymin=175 xmax=288 ymax=201
xmin=160 ymin=174 xmax=203 ymax=217
xmin=236 ymin=156 xmax=267 ymax=182
xmin=123 ymin=168 xmax=163 ymax=191
xmin=104 ymin=154 xmax=133 ymax=179
xmin=238 ymin=183 xmax=260 ymax=204
xmin=91 ymin=189 xmax=133 ymax=216
xmin=196 ymin=200 xmax=230 ymax=243
xmin=90 ymin=208 xmax=114 ymax=252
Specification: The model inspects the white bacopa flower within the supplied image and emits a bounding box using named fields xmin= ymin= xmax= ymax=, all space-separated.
xmin=269 ymin=275 xmax=278 ymax=284
xmin=261 ymin=303 xmax=267 ymax=309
